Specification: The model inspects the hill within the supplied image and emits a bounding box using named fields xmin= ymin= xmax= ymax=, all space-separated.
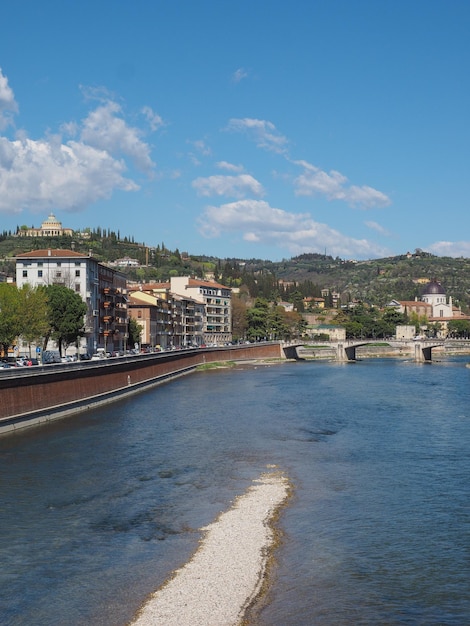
xmin=1 ymin=232 xmax=469 ymax=311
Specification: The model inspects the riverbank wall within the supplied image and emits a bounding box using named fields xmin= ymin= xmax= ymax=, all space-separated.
xmin=0 ymin=343 xmax=283 ymax=435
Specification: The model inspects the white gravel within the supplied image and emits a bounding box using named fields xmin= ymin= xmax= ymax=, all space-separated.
xmin=130 ymin=470 xmax=289 ymax=626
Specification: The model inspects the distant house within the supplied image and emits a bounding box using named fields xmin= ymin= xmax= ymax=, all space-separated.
xmin=17 ymin=213 xmax=73 ymax=238
xmin=306 ymin=324 xmax=346 ymax=341
xmin=278 ymin=301 xmax=294 ymax=312
xmin=303 ymin=296 xmax=325 ymax=309
xmin=110 ymin=257 xmax=140 ymax=268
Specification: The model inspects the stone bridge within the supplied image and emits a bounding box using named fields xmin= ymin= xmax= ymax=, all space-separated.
xmin=283 ymin=338 xmax=457 ymax=362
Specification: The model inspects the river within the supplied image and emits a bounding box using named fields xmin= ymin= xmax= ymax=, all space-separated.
xmin=0 ymin=357 xmax=468 ymax=625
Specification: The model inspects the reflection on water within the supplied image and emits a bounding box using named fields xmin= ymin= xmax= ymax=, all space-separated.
xmin=0 ymin=358 xmax=469 ymax=625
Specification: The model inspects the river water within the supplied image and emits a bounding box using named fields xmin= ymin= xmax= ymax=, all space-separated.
xmin=0 ymin=358 xmax=468 ymax=625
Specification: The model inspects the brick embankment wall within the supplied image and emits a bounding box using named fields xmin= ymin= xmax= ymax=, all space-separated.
xmin=0 ymin=343 xmax=283 ymax=434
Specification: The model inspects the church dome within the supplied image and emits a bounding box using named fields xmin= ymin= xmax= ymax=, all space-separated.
xmin=422 ymin=279 xmax=445 ymax=295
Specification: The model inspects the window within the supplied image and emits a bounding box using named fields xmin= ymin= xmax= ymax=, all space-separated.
xmin=56 ymin=271 xmax=62 ymax=278
xmin=22 ymin=270 xmax=28 ymax=278
xmin=138 ymin=311 xmax=142 ymax=318
xmin=38 ymin=270 xmax=43 ymax=278
xmin=75 ymin=270 xmax=80 ymax=277
xmin=75 ymin=284 xmax=81 ymax=292
xmin=57 ymin=262 xmax=61 ymax=267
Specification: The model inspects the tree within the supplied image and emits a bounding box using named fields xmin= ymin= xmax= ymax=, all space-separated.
xmin=246 ymin=298 xmax=270 ymax=341
xmin=427 ymin=322 xmax=443 ymax=338
xmin=289 ymin=290 xmax=305 ymax=312
xmin=268 ymin=306 xmax=290 ymax=340
xmin=45 ymin=285 xmax=87 ymax=355
xmin=447 ymin=319 xmax=470 ymax=338
xmin=0 ymin=283 xmax=21 ymax=357
xmin=128 ymin=317 xmax=142 ymax=348
xmin=18 ymin=285 xmax=49 ymax=356
xmin=231 ymin=296 xmax=248 ymax=340
xmin=381 ymin=307 xmax=406 ymax=337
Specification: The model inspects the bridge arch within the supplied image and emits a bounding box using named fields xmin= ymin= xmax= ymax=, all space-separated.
xmin=284 ymin=339 xmax=446 ymax=362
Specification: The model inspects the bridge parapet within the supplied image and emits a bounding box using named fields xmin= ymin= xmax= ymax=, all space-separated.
xmin=292 ymin=338 xmax=449 ymax=362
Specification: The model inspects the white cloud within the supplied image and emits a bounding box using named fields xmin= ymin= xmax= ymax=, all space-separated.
xmin=192 ymin=174 xmax=264 ymax=198
xmin=141 ymin=105 xmax=165 ymax=132
xmin=197 ymin=199 xmax=389 ymax=259
xmin=186 ymin=139 xmax=211 ymax=166
xmin=293 ymin=159 xmax=391 ymax=209
xmin=365 ymin=220 xmax=391 ymax=236
xmin=232 ymin=68 xmax=248 ymax=83
xmin=0 ymin=136 xmax=138 ymax=214
xmin=226 ymin=118 xmax=289 ymax=154
xmin=216 ymin=161 xmax=244 ymax=173
xmin=225 ymin=119 xmax=390 ymax=210
xmin=0 ymin=72 xmax=155 ymax=215
xmin=425 ymin=241 xmax=470 ymax=258
xmin=189 ymin=139 xmax=211 ymax=156
xmin=81 ymin=101 xmax=155 ymax=173
xmin=0 ymin=67 xmax=18 ymax=131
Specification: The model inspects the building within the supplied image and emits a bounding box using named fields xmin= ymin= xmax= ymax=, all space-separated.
xmin=389 ymin=279 xmax=470 ymax=336
xmin=17 ymin=213 xmax=73 ymax=237
xmin=15 ymin=249 xmax=127 ymax=355
xmin=110 ymin=257 xmax=140 ymax=268
xmin=128 ymin=277 xmax=232 ymax=347
xmin=303 ymin=296 xmax=325 ymax=310
xmin=306 ymin=324 xmax=346 ymax=341
xmin=127 ymin=281 xmax=205 ymax=348
xmin=170 ymin=277 xmax=232 ymax=345
xmin=387 ymin=299 xmax=432 ymax=319
xmin=127 ymin=289 xmax=172 ymax=350
xmin=98 ymin=264 xmax=128 ymax=354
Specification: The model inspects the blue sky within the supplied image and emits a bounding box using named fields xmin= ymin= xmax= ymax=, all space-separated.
xmin=1 ymin=0 xmax=469 ymax=261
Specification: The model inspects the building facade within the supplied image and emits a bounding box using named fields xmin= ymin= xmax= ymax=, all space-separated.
xmin=170 ymin=277 xmax=232 ymax=345
xmin=15 ymin=249 xmax=127 ymax=355
xmin=389 ymin=279 xmax=470 ymax=336
xmin=127 ymin=277 xmax=232 ymax=347
xmin=127 ymin=290 xmax=172 ymax=350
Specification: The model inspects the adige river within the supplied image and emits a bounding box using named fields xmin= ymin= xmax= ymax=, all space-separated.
xmin=0 ymin=357 xmax=469 ymax=625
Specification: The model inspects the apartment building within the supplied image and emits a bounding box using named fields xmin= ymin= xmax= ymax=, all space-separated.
xmin=15 ymin=249 xmax=127 ymax=355
xmin=170 ymin=277 xmax=232 ymax=345
xmin=127 ymin=276 xmax=232 ymax=347
xmin=127 ymin=283 xmax=204 ymax=348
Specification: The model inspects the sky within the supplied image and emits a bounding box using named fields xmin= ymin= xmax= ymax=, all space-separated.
xmin=0 ymin=0 xmax=469 ymax=261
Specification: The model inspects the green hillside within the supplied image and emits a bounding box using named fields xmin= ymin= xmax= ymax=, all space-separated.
xmin=1 ymin=232 xmax=469 ymax=311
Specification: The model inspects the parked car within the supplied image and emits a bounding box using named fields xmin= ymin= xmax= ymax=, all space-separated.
xmin=42 ymin=351 xmax=61 ymax=364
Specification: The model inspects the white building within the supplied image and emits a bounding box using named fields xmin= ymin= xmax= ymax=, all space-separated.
xmin=15 ymin=249 xmax=127 ymax=355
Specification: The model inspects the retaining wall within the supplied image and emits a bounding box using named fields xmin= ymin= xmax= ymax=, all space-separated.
xmin=0 ymin=343 xmax=283 ymax=435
